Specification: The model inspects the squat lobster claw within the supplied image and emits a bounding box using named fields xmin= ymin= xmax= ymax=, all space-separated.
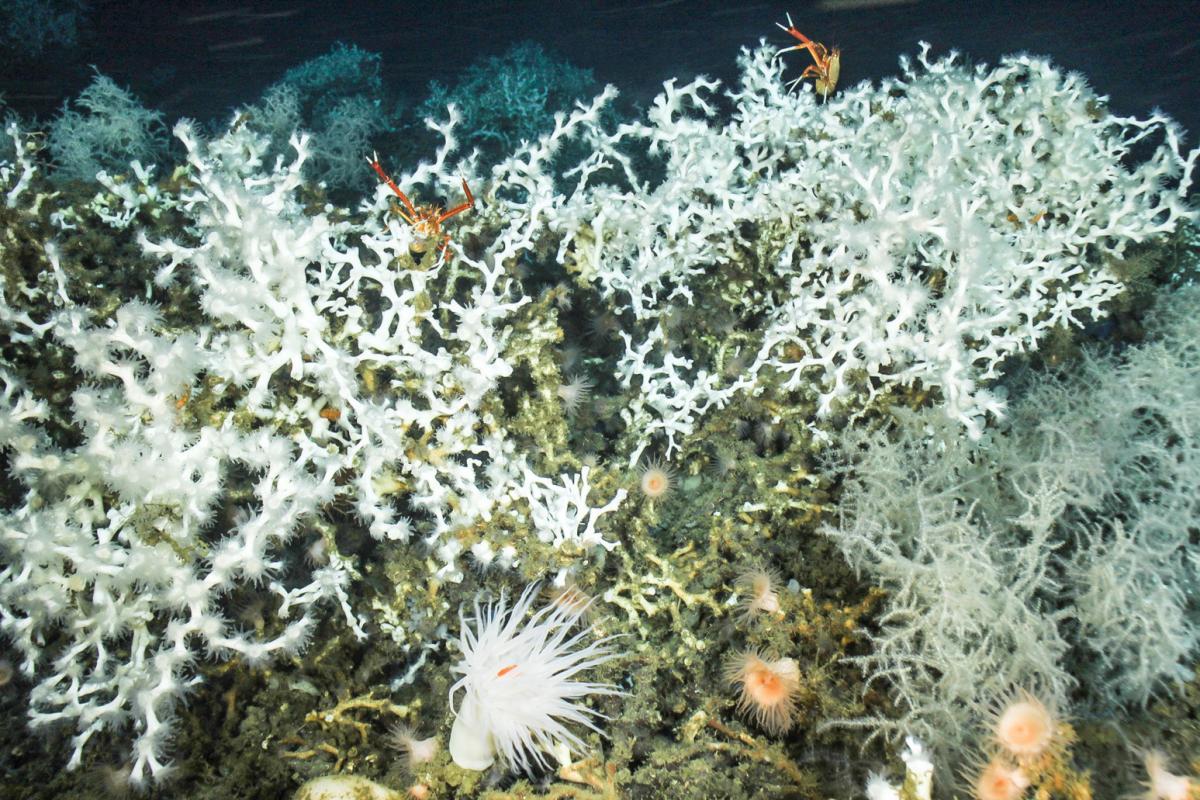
xmin=775 ymin=14 xmax=841 ymax=100
xmin=367 ymin=152 xmax=475 ymax=263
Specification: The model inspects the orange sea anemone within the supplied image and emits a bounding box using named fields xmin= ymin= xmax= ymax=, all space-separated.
xmin=639 ymin=459 xmax=674 ymax=500
xmin=991 ymin=690 xmax=1056 ymax=759
xmin=973 ymin=757 xmax=1030 ymax=800
xmin=724 ymin=651 xmax=801 ymax=736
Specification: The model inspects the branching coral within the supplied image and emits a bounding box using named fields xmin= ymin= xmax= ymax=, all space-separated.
xmin=821 ymin=284 xmax=1200 ymax=759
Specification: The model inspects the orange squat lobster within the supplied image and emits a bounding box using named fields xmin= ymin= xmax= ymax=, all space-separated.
xmin=776 ymin=14 xmax=841 ymax=100
xmin=367 ymin=152 xmax=475 ymax=261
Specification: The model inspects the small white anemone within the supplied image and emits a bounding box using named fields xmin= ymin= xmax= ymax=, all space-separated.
xmin=556 ymin=374 xmax=594 ymax=415
xmin=448 ymin=583 xmax=620 ymax=773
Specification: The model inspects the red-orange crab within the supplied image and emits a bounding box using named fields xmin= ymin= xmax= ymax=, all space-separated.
xmin=367 ymin=152 xmax=475 ymax=262
xmin=775 ymin=14 xmax=841 ymax=100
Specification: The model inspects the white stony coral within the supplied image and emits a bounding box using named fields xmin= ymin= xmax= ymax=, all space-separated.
xmin=448 ymin=583 xmax=620 ymax=773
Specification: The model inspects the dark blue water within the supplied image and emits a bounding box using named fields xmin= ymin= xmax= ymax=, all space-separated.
xmin=4 ymin=0 xmax=1198 ymax=141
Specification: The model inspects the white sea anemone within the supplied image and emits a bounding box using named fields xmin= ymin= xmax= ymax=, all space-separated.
xmin=556 ymin=374 xmax=594 ymax=415
xmin=448 ymin=583 xmax=620 ymax=773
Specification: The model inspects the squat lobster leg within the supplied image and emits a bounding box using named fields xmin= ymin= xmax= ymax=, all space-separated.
xmin=367 ymin=153 xmax=419 ymax=223
xmin=439 ymin=179 xmax=475 ymax=224
xmin=366 ymin=152 xmax=475 ymax=263
xmin=434 ymin=179 xmax=475 ymax=261
xmin=774 ymin=13 xmax=841 ymax=100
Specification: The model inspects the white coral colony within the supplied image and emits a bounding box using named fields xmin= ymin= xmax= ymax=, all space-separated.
xmin=448 ymin=583 xmax=619 ymax=772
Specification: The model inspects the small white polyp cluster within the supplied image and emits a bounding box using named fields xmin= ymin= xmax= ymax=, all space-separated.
xmin=0 ymin=33 xmax=1195 ymax=786
xmin=865 ymin=736 xmax=933 ymax=800
xmin=547 ymin=43 xmax=1196 ymax=451
xmin=0 ymin=105 xmax=625 ymax=781
xmin=0 ymin=312 xmax=362 ymax=781
xmin=511 ymin=465 xmax=627 ymax=551
xmin=0 ymin=118 xmax=383 ymax=779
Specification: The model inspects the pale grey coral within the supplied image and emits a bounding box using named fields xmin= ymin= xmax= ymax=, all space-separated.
xmin=248 ymin=42 xmax=398 ymax=191
xmin=47 ymin=71 xmax=167 ymax=183
xmin=820 ymin=412 xmax=1076 ymax=751
xmin=822 ymin=284 xmax=1200 ymax=756
xmin=1022 ymin=284 xmax=1200 ymax=707
xmin=418 ymin=41 xmax=596 ymax=164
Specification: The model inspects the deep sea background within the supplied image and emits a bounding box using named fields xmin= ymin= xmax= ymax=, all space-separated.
xmin=2 ymin=0 xmax=1199 ymax=144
